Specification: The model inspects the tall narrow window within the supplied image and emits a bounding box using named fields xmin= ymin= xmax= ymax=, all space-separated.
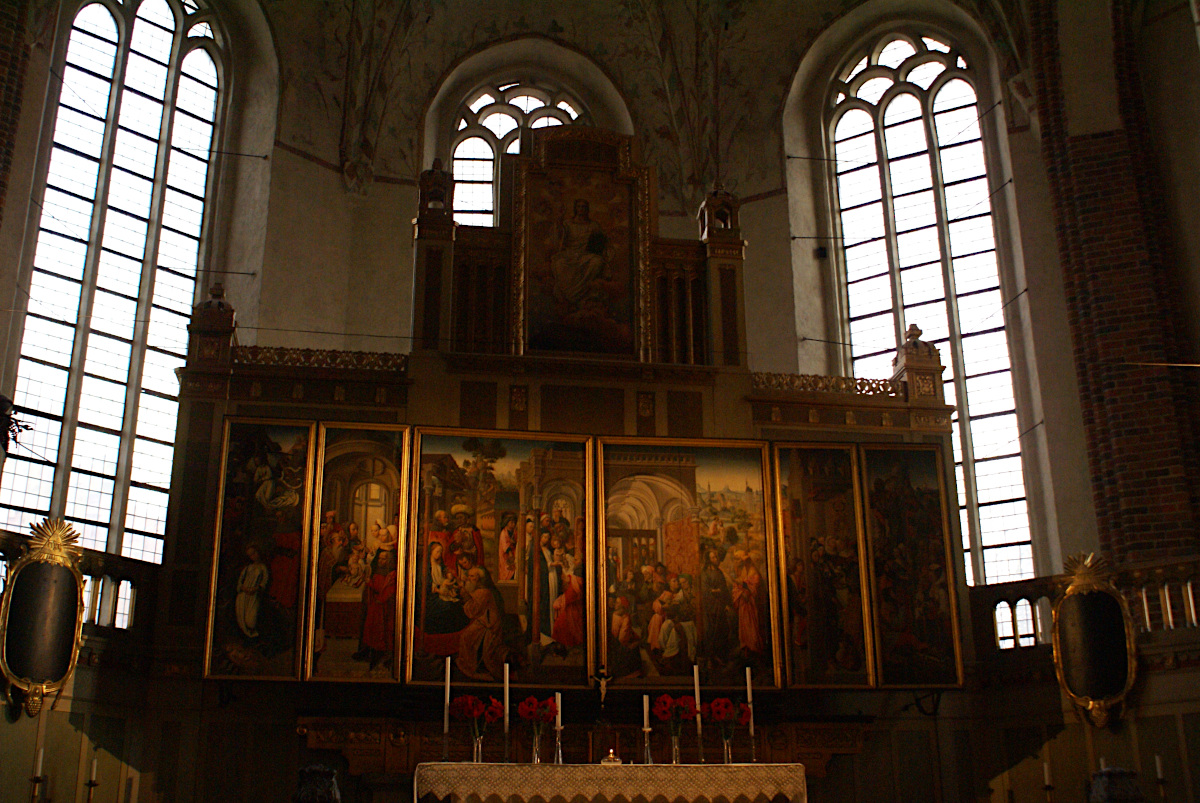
xmin=451 ymin=81 xmax=586 ymax=226
xmin=0 ymin=0 xmax=224 ymax=564
xmin=829 ymin=32 xmax=1031 ymax=584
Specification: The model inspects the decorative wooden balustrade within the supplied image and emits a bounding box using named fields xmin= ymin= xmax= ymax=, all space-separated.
xmin=0 ymin=528 xmax=158 ymax=645
xmin=968 ymin=556 xmax=1200 ymax=679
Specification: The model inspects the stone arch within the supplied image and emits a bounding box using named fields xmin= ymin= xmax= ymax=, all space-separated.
xmin=422 ymin=35 xmax=634 ymax=169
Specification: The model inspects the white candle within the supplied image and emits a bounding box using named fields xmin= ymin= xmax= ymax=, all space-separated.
xmin=503 ymin=663 xmax=510 ymax=734
xmin=91 ymin=757 xmax=98 ymax=782
xmin=443 ymin=656 xmax=451 ymax=734
xmin=693 ymin=665 xmax=703 ymax=739
xmin=35 ymin=747 xmax=43 ymax=777
xmin=745 ymin=665 xmax=755 ymax=738
xmin=1100 ymin=757 xmax=1107 ymax=770
xmin=1043 ymin=761 xmax=1051 ymax=787
xmin=1155 ymin=754 xmax=1163 ymax=780
xmin=555 ymin=692 xmax=562 ymax=729
xmin=643 ymin=695 xmax=650 ymax=729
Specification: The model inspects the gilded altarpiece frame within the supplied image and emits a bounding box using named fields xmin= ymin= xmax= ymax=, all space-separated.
xmin=206 ymin=419 xmax=316 ymax=679
xmin=598 ymin=438 xmax=782 ymax=689
xmin=404 ymin=428 xmax=594 ymax=688
xmin=305 ymin=424 xmax=410 ymax=682
xmin=774 ymin=444 xmax=874 ymax=688
xmin=861 ymin=445 xmax=962 ymax=687
xmin=512 ymin=128 xmax=653 ymax=360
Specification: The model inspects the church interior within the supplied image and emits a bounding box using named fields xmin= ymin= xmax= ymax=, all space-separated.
xmin=0 ymin=0 xmax=1199 ymax=800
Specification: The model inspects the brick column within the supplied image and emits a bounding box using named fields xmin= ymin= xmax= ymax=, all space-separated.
xmin=0 ymin=0 xmax=31 ymax=232
xmin=1029 ymin=0 xmax=1200 ymax=562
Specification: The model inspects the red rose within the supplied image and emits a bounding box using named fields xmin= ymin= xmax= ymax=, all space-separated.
xmin=737 ymin=702 xmax=752 ymax=727
xmin=652 ymin=694 xmax=674 ymax=721
xmin=517 ymin=696 xmax=539 ymax=721
xmin=450 ymin=694 xmax=483 ymax=721
xmin=539 ymin=697 xmax=557 ymax=724
xmin=678 ymin=695 xmax=697 ymax=721
xmin=484 ymin=697 xmax=505 ymax=724
xmin=710 ymin=697 xmax=735 ymax=721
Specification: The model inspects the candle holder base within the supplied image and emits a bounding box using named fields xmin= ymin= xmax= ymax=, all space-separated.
xmin=85 ymin=780 xmax=99 ymax=803
xmin=642 ymin=727 xmax=653 ymax=765
xmin=554 ymin=727 xmax=564 ymax=764
xmin=1042 ymin=783 xmax=1054 ymax=803
xmin=29 ymin=775 xmax=45 ymax=803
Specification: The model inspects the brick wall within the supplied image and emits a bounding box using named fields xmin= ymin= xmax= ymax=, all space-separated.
xmin=1029 ymin=0 xmax=1200 ymax=562
xmin=0 ymin=0 xmax=30 ymax=233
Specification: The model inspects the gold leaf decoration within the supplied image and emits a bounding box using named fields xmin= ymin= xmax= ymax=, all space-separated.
xmin=28 ymin=518 xmax=83 ymax=562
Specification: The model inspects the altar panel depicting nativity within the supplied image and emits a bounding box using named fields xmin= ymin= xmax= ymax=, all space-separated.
xmin=308 ymin=425 xmax=409 ymax=681
xmin=406 ymin=430 xmax=594 ymax=687
xmin=599 ymin=439 xmax=780 ymax=688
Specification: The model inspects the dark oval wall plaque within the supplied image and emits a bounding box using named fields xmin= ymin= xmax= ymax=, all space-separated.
xmin=1056 ymin=590 xmax=1128 ymax=701
xmin=0 ymin=518 xmax=85 ymax=716
xmin=4 ymin=561 xmax=80 ymax=682
xmin=1051 ymin=553 xmax=1136 ymax=727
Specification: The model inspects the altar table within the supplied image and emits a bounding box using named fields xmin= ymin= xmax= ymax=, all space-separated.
xmin=414 ymin=762 xmax=807 ymax=803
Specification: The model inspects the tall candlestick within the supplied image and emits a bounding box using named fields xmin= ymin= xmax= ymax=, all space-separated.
xmin=555 ymin=692 xmax=562 ymax=729
xmin=503 ymin=663 xmax=510 ymax=733
xmin=91 ymin=757 xmax=98 ymax=782
xmin=643 ymin=695 xmax=650 ymax=730
xmin=1043 ymin=761 xmax=1051 ymax=787
xmin=1155 ymin=754 xmax=1163 ymax=780
xmin=693 ymin=665 xmax=703 ymax=740
xmin=443 ymin=656 xmax=451 ymax=734
xmin=1100 ymin=757 xmax=1107 ymax=771
xmin=35 ymin=748 xmax=43 ymax=777
xmin=745 ymin=666 xmax=755 ymax=738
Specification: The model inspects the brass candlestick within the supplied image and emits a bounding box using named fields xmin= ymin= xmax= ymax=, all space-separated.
xmin=84 ymin=780 xmax=99 ymax=803
xmin=29 ymin=775 xmax=45 ymax=803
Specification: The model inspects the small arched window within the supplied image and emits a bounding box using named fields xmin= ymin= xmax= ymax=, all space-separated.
xmin=452 ymin=80 xmax=587 ymax=226
xmin=0 ymin=0 xmax=226 ymax=563
xmin=828 ymin=32 xmax=1031 ymax=585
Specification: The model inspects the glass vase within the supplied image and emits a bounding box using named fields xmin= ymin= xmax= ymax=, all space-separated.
xmin=473 ymin=733 xmax=484 ymax=763
xmin=670 ymin=733 xmax=681 ymax=765
xmin=722 ymin=735 xmax=734 ymax=764
xmin=531 ymin=730 xmax=542 ymax=764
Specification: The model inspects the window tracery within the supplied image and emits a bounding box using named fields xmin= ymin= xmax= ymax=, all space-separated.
xmin=452 ymin=80 xmax=587 ymax=226
xmin=0 ymin=0 xmax=226 ymax=564
xmin=828 ymin=31 xmax=1032 ymax=584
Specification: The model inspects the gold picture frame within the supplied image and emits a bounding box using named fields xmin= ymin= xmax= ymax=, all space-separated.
xmin=404 ymin=427 xmax=594 ymax=688
xmin=305 ymin=424 xmax=410 ymax=682
xmin=204 ymin=418 xmax=316 ymax=680
xmin=598 ymin=437 xmax=782 ymax=689
xmin=773 ymin=443 xmax=875 ymax=688
xmin=860 ymin=444 xmax=963 ymax=688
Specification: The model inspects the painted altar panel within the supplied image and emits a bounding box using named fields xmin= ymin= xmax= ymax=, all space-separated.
xmin=861 ymin=445 xmax=962 ymax=687
xmin=599 ymin=438 xmax=781 ymax=689
xmin=306 ymin=425 xmax=410 ymax=681
xmin=514 ymin=129 xmax=651 ymax=361
xmin=774 ymin=444 xmax=873 ymax=688
xmin=404 ymin=428 xmax=594 ymax=688
xmin=206 ymin=419 xmax=315 ymax=679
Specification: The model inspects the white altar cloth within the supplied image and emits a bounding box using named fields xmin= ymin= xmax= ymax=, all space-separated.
xmin=414 ymin=761 xmax=807 ymax=803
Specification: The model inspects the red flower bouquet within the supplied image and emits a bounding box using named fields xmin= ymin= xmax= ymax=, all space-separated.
xmin=651 ymin=693 xmax=697 ymax=736
xmin=451 ymin=694 xmax=505 ymax=738
xmin=701 ymin=697 xmax=751 ymax=739
xmin=516 ymin=695 xmax=557 ymax=735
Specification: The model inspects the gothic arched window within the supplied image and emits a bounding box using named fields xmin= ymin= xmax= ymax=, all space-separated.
xmin=828 ymin=31 xmax=1031 ymax=584
xmin=0 ymin=0 xmax=226 ymax=563
xmin=452 ymin=81 xmax=587 ymax=226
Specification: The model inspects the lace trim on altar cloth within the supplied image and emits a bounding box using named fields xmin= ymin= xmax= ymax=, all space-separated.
xmin=414 ymin=762 xmax=807 ymax=803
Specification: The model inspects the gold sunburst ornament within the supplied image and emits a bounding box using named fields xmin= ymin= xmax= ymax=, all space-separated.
xmin=0 ymin=518 xmax=87 ymax=717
